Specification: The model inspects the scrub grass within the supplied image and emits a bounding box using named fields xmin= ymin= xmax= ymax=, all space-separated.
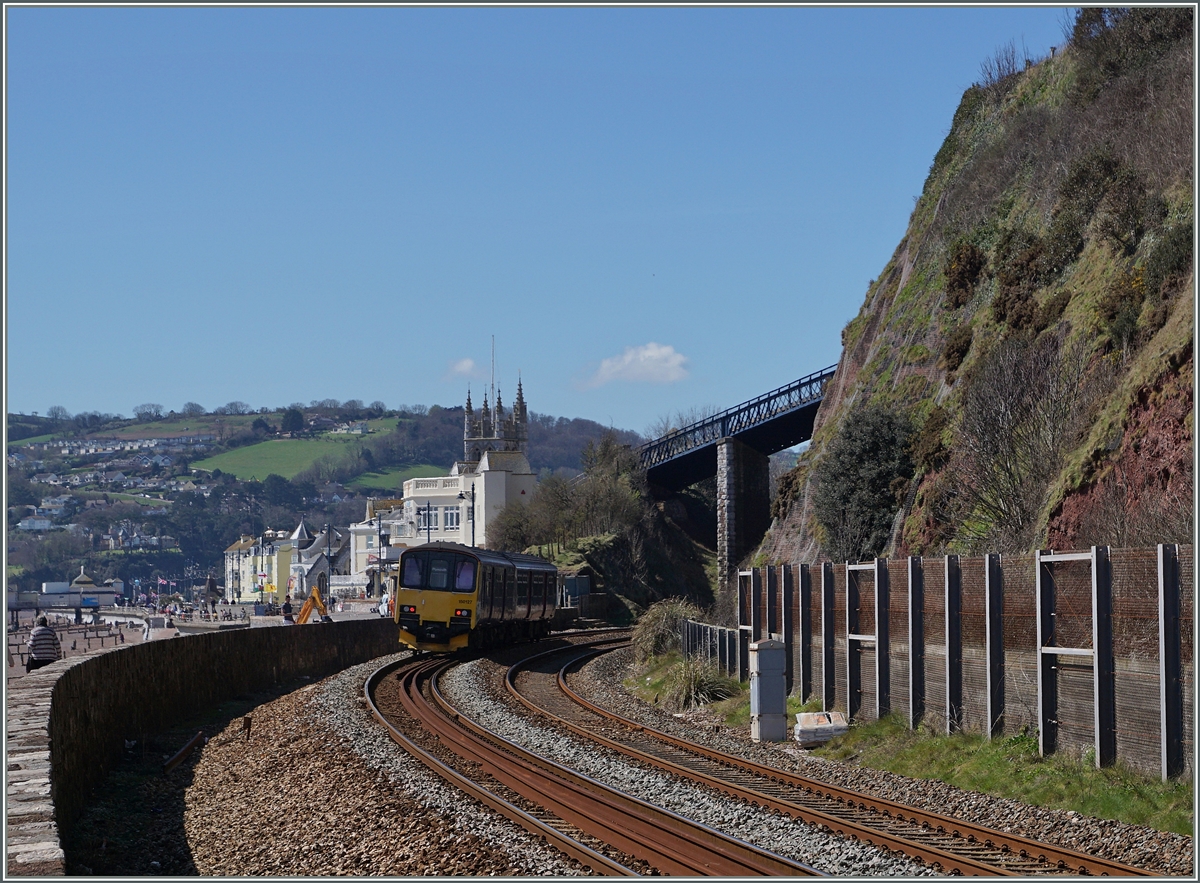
xmin=625 ymin=653 xmax=1191 ymax=835
xmin=812 ymin=714 xmax=1193 ymax=835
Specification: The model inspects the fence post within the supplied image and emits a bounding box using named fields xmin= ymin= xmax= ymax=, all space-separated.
xmin=765 ymin=565 xmax=777 ymax=638
xmin=846 ymin=561 xmax=861 ymax=719
xmin=780 ymin=565 xmax=794 ymax=694
xmin=945 ymin=554 xmax=962 ymax=734
xmin=798 ymin=563 xmax=812 ymax=702
xmin=1093 ymin=546 xmax=1115 ymax=768
xmin=985 ymin=553 xmax=1004 ymax=738
xmin=1035 ymin=549 xmax=1057 ymax=757
xmin=738 ymin=626 xmax=751 ymax=682
xmin=821 ymin=561 xmax=836 ymax=711
xmin=1158 ymin=544 xmax=1183 ymax=779
xmin=908 ymin=556 xmax=924 ymax=729
xmin=876 ymin=558 xmax=890 ymax=719
xmin=752 ymin=569 xmax=763 ymax=642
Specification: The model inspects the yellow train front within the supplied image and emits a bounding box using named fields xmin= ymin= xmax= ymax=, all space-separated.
xmin=394 ymin=542 xmax=557 ymax=652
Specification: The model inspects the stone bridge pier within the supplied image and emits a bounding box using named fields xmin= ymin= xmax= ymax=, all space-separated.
xmin=716 ymin=437 xmax=771 ymax=588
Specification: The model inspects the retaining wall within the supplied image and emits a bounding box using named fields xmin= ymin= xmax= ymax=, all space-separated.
xmin=6 ymin=619 xmax=398 ymax=876
xmin=683 ymin=544 xmax=1193 ymax=781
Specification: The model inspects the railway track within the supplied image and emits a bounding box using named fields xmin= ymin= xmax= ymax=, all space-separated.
xmin=365 ymin=646 xmax=824 ymax=876
xmin=506 ymin=641 xmax=1157 ymax=878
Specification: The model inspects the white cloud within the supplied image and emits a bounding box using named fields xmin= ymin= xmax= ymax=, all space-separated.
xmin=585 ymin=342 xmax=689 ymax=388
xmin=444 ymin=358 xmax=477 ymax=381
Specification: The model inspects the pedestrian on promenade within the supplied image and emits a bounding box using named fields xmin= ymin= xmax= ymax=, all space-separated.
xmin=26 ymin=617 xmax=62 ymax=671
xmin=282 ymin=596 xmax=295 ymax=624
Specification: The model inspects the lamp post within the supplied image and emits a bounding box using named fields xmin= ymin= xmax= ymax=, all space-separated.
xmin=457 ymin=483 xmax=476 ymax=547
xmin=424 ymin=501 xmax=432 ymax=544
xmin=325 ymin=523 xmax=332 ymax=603
xmin=376 ymin=515 xmax=385 ymax=598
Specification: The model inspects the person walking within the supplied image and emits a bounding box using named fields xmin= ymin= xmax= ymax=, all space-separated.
xmin=26 ymin=616 xmax=63 ymax=671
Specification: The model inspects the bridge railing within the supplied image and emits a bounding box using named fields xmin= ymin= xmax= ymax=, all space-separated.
xmin=637 ymin=364 xmax=837 ymax=469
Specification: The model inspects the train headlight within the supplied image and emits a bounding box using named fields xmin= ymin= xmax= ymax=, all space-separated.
xmin=401 ymin=605 xmax=416 ymax=614
xmin=454 ymin=609 xmax=469 ymax=617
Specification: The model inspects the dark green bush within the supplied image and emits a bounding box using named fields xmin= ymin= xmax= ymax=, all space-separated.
xmin=1071 ymin=7 xmax=1194 ymax=101
xmin=1097 ymin=270 xmax=1146 ymax=351
xmin=911 ymin=405 xmax=950 ymax=473
xmin=1034 ymin=289 xmax=1073 ymax=333
xmin=1144 ymin=221 xmax=1193 ymax=298
xmin=812 ymin=405 xmax=914 ymax=563
xmin=941 ymin=324 xmax=974 ymax=373
xmin=945 ymin=241 xmax=987 ymax=308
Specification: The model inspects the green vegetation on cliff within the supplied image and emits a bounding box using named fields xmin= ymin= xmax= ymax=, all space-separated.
xmin=772 ymin=8 xmax=1193 ymax=561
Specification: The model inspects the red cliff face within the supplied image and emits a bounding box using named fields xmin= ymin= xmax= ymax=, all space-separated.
xmin=1048 ymin=354 xmax=1193 ymax=549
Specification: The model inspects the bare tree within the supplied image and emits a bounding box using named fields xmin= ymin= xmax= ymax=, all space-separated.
xmin=47 ymin=405 xmax=71 ymax=423
xmin=644 ymin=404 xmax=721 ymax=440
xmin=133 ymin=403 xmax=164 ymax=422
xmin=979 ymin=40 xmax=1021 ymax=88
xmin=180 ymin=402 xmax=206 ymax=417
xmin=953 ymin=332 xmax=1113 ymax=552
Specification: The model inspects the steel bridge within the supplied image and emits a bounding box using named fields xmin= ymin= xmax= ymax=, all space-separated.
xmin=638 ymin=364 xmax=837 ymax=492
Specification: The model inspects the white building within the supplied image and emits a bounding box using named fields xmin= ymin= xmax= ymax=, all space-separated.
xmin=348 ymin=379 xmax=538 ymax=593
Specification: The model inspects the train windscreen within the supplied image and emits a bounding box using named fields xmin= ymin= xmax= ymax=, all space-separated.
xmin=400 ymin=550 xmax=477 ymax=592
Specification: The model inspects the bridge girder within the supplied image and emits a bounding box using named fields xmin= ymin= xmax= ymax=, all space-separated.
xmin=640 ymin=365 xmax=834 ymax=493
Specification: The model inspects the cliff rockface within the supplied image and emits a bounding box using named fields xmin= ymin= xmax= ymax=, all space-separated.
xmin=762 ymin=9 xmax=1193 ymax=565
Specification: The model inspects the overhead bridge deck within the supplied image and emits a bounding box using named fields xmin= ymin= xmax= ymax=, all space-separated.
xmin=637 ymin=365 xmax=837 ymax=492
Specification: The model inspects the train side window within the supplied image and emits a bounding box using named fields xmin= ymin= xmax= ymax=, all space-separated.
xmin=532 ymin=572 xmax=545 ymax=602
xmin=401 ymin=554 xmax=424 ymax=588
xmin=516 ymin=570 xmax=529 ymax=613
xmin=455 ymin=557 xmax=476 ymax=591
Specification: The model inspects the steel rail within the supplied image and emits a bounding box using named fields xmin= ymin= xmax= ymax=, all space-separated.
xmin=423 ymin=654 xmax=825 ymax=877
xmin=364 ymin=657 xmax=635 ymax=876
xmin=507 ymin=642 xmax=1155 ymax=878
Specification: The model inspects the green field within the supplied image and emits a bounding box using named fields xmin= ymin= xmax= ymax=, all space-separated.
xmin=9 ymin=433 xmax=58 ymax=447
xmin=347 ymin=464 xmax=445 ymax=493
xmin=191 ymin=436 xmax=367 ymax=480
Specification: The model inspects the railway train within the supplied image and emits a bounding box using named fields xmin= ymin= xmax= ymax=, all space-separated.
xmin=393 ymin=542 xmax=558 ymax=652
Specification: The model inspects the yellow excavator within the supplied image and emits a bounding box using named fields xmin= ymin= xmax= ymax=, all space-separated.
xmin=295 ymin=584 xmax=333 ymax=624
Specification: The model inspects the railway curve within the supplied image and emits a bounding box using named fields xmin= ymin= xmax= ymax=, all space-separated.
xmin=366 ymin=640 xmax=825 ymax=876
xmin=503 ymin=641 xmax=1157 ymax=877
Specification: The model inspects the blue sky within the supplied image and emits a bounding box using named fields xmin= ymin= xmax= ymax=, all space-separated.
xmin=5 ymin=5 xmax=1071 ymax=437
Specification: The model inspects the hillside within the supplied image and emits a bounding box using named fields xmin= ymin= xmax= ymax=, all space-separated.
xmin=764 ymin=9 xmax=1193 ymax=565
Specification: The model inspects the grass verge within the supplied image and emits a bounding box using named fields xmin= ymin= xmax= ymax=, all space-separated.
xmin=811 ymin=714 xmax=1193 ymax=836
xmin=626 ymin=656 xmax=1192 ymax=835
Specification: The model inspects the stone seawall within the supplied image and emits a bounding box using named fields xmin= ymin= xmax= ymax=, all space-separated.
xmin=6 ymin=619 xmax=399 ymax=876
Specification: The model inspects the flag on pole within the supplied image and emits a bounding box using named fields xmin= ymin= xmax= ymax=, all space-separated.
xmin=169 ymin=581 xmax=176 ymax=588
xmin=158 ymin=577 xmax=167 ymax=586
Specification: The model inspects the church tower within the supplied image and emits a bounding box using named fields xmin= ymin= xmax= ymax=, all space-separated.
xmin=462 ymin=376 xmax=528 ymax=462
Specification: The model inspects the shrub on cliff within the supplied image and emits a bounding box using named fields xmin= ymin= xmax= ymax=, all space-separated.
xmin=812 ymin=405 xmax=914 ymax=563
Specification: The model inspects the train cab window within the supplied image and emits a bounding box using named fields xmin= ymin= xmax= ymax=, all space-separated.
xmin=400 ymin=550 xmax=477 ymax=592
xmin=532 ymin=572 xmax=545 ymax=604
xmin=428 ymin=557 xmax=451 ymax=589
xmin=401 ymin=555 xmax=424 ymax=588
xmin=455 ymin=559 xmax=476 ymax=591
